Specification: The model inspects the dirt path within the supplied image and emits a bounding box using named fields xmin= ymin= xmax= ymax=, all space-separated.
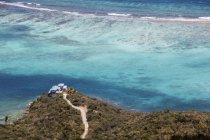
xmin=63 ymin=93 xmax=89 ymax=139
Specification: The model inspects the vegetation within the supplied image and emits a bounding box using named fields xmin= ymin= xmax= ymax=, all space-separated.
xmin=1 ymin=89 xmax=210 ymax=140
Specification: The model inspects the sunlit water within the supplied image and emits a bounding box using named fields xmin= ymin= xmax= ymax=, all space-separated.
xmin=0 ymin=0 xmax=210 ymax=122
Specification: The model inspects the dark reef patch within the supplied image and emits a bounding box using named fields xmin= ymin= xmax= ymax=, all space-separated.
xmin=10 ymin=25 xmax=32 ymax=32
xmin=50 ymin=36 xmax=81 ymax=45
xmin=0 ymin=72 xmax=210 ymax=112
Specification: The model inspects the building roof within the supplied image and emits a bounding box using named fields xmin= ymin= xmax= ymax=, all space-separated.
xmin=58 ymin=83 xmax=65 ymax=87
xmin=50 ymin=85 xmax=60 ymax=91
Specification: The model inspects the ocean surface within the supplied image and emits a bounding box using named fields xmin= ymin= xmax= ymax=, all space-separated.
xmin=0 ymin=0 xmax=210 ymax=122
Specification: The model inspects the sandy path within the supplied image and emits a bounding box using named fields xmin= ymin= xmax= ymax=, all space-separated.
xmin=63 ymin=93 xmax=89 ymax=139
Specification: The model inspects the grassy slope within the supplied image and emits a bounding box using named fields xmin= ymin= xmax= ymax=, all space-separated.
xmin=1 ymin=90 xmax=210 ymax=140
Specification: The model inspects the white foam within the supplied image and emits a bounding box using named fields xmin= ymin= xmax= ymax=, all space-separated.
xmin=63 ymin=11 xmax=95 ymax=17
xmin=1 ymin=1 xmax=210 ymax=23
xmin=63 ymin=11 xmax=82 ymax=16
xmin=0 ymin=2 xmax=95 ymax=16
xmin=199 ymin=17 xmax=210 ymax=20
xmin=108 ymin=13 xmax=131 ymax=17
xmin=0 ymin=1 xmax=56 ymax=12
xmin=26 ymin=2 xmax=41 ymax=6
xmin=107 ymin=14 xmax=210 ymax=22
xmin=140 ymin=16 xmax=157 ymax=20
xmin=140 ymin=16 xmax=210 ymax=22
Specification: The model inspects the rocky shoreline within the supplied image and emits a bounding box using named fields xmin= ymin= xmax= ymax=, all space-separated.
xmin=1 ymin=89 xmax=210 ymax=140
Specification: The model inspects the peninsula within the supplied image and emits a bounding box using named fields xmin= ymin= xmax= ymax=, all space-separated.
xmin=1 ymin=88 xmax=210 ymax=140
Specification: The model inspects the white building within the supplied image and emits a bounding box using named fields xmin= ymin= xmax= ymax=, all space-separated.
xmin=48 ymin=83 xmax=68 ymax=96
xmin=48 ymin=85 xmax=61 ymax=94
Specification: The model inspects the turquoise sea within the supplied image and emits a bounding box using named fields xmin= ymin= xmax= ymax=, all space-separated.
xmin=0 ymin=0 xmax=210 ymax=122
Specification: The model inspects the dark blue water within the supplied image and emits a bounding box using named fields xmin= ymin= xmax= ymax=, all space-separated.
xmin=7 ymin=0 xmax=210 ymax=17
xmin=1 ymin=73 xmax=209 ymax=112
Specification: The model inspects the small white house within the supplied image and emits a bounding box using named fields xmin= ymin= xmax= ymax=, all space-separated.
xmin=48 ymin=83 xmax=68 ymax=96
xmin=58 ymin=83 xmax=65 ymax=90
xmin=63 ymin=85 xmax=68 ymax=91
xmin=58 ymin=83 xmax=65 ymax=87
xmin=48 ymin=85 xmax=61 ymax=94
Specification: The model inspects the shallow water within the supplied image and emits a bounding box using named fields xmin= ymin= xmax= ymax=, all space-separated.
xmin=0 ymin=1 xmax=210 ymax=123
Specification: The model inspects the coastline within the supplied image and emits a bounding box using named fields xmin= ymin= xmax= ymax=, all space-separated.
xmin=1 ymin=85 xmax=210 ymax=125
xmin=1 ymin=0 xmax=210 ymax=113
xmin=1 ymin=1 xmax=210 ymax=138
xmin=1 ymin=88 xmax=210 ymax=139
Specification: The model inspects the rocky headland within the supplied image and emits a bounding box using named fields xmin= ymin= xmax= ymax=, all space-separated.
xmin=1 ymin=88 xmax=210 ymax=140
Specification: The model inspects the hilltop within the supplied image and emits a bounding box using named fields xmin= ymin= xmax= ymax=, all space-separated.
xmin=1 ymin=89 xmax=210 ymax=140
